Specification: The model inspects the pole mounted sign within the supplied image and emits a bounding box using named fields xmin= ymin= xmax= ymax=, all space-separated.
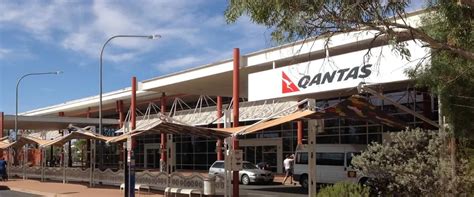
xmin=248 ymin=41 xmax=429 ymax=101
xmin=231 ymin=149 xmax=243 ymax=171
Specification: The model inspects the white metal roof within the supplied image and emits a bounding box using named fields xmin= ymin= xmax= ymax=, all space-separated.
xmin=20 ymin=11 xmax=425 ymax=117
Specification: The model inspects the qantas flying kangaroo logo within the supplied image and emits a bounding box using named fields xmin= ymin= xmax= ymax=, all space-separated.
xmin=281 ymin=64 xmax=373 ymax=94
xmin=282 ymin=71 xmax=300 ymax=93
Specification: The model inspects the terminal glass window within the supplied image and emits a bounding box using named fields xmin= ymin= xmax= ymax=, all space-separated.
xmin=316 ymin=153 xmax=345 ymax=166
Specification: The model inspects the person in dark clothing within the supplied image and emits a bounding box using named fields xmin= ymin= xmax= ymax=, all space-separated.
xmin=0 ymin=157 xmax=7 ymax=181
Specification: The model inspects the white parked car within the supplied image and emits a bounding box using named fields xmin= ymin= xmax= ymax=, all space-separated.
xmin=293 ymin=144 xmax=368 ymax=188
xmin=209 ymin=161 xmax=274 ymax=185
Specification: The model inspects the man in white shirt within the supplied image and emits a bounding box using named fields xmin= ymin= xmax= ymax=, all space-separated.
xmin=282 ymin=154 xmax=294 ymax=184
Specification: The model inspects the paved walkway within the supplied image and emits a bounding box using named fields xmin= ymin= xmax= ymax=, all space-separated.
xmin=0 ymin=174 xmax=294 ymax=197
xmin=0 ymin=179 xmax=164 ymax=197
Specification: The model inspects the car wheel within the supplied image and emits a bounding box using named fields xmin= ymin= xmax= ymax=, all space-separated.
xmin=241 ymin=174 xmax=250 ymax=185
xmin=300 ymin=174 xmax=308 ymax=189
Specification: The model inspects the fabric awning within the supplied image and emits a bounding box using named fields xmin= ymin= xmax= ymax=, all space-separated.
xmin=215 ymin=95 xmax=406 ymax=135
xmin=0 ymin=135 xmax=50 ymax=149
xmin=107 ymin=116 xmax=233 ymax=143
xmin=305 ymin=95 xmax=406 ymax=128
xmin=214 ymin=110 xmax=315 ymax=135
xmin=0 ymin=137 xmax=14 ymax=149
xmin=16 ymin=135 xmax=50 ymax=148
xmin=41 ymin=131 xmax=113 ymax=147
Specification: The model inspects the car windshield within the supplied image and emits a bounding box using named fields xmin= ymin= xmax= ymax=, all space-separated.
xmin=243 ymin=162 xmax=258 ymax=169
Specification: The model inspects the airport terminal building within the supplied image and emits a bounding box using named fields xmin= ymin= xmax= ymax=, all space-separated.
xmin=3 ymin=11 xmax=438 ymax=174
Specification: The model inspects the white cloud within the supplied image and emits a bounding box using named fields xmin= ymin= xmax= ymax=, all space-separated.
xmin=60 ymin=1 xmax=209 ymax=62
xmin=0 ymin=48 xmax=12 ymax=59
xmin=0 ymin=0 xmax=271 ymax=70
xmin=153 ymin=47 xmax=233 ymax=74
xmin=155 ymin=56 xmax=203 ymax=72
xmin=0 ymin=47 xmax=35 ymax=62
xmin=0 ymin=1 xmax=85 ymax=41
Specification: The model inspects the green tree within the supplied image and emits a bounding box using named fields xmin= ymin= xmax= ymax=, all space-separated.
xmin=352 ymin=128 xmax=474 ymax=196
xmin=407 ymin=0 xmax=473 ymax=138
xmin=225 ymin=0 xmax=474 ymax=137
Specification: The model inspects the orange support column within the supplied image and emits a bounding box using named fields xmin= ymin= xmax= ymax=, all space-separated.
xmin=160 ymin=93 xmax=167 ymax=172
xmin=297 ymin=104 xmax=304 ymax=145
xmin=216 ymin=96 xmax=223 ymax=160
xmin=232 ymin=48 xmax=240 ymax=197
xmin=125 ymin=76 xmax=138 ymax=197
xmin=297 ymin=120 xmax=303 ymax=145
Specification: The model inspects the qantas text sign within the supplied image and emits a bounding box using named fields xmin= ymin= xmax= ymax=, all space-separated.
xmin=248 ymin=40 xmax=429 ymax=101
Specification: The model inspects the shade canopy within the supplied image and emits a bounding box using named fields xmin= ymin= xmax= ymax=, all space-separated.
xmin=306 ymin=95 xmax=406 ymax=128
xmin=0 ymin=137 xmax=13 ymax=149
xmin=39 ymin=125 xmax=112 ymax=147
xmin=216 ymin=95 xmax=406 ymax=135
xmin=0 ymin=135 xmax=49 ymax=149
xmin=107 ymin=115 xmax=233 ymax=143
xmin=41 ymin=130 xmax=112 ymax=147
xmin=16 ymin=135 xmax=50 ymax=148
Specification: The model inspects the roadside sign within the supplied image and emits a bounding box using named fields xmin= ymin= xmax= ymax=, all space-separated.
xmin=231 ymin=149 xmax=243 ymax=171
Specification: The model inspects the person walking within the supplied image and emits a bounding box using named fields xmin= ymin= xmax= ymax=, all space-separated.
xmin=282 ymin=154 xmax=294 ymax=185
xmin=0 ymin=157 xmax=8 ymax=181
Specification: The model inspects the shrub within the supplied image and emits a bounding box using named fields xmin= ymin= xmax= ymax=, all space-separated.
xmin=316 ymin=182 xmax=369 ymax=197
xmin=352 ymin=128 xmax=474 ymax=196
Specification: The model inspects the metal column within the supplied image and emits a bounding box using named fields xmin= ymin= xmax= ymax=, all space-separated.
xmin=160 ymin=93 xmax=167 ymax=172
xmin=217 ymin=96 xmax=223 ymax=160
xmin=307 ymin=119 xmax=322 ymax=196
xmin=232 ymin=48 xmax=240 ymax=197
xmin=307 ymin=99 xmax=318 ymax=197
xmin=125 ymin=76 xmax=137 ymax=197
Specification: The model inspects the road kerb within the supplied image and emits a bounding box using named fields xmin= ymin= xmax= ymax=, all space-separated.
xmin=9 ymin=187 xmax=58 ymax=197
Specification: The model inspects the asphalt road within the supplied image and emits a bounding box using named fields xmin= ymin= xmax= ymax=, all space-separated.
xmin=0 ymin=185 xmax=40 ymax=197
xmin=217 ymin=183 xmax=308 ymax=197
xmin=241 ymin=184 xmax=308 ymax=197
xmin=0 ymin=190 xmax=41 ymax=197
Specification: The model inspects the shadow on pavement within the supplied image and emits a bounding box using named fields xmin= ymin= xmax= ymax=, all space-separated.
xmin=59 ymin=191 xmax=79 ymax=194
xmin=0 ymin=185 xmax=10 ymax=190
xmin=249 ymin=186 xmax=307 ymax=194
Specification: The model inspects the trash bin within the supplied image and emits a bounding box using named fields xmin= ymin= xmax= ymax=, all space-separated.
xmin=203 ymin=176 xmax=216 ymax=196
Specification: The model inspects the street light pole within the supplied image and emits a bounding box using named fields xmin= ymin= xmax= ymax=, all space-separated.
xmin=15 ymin=71 xmax=63 ymax=140
xmin=15 ymin=71 xmax=62 ymax=180
xmin=98 ymin=34 xmax=160 ymax=196
xmin=98 ymin=34 xmax=161 ymax=136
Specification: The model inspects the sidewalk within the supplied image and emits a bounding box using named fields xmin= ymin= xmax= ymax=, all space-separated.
xmin=0 ymin=179 xmax=164 ymax=197
xmin=0 ymin=174 xmax=294 ymax=197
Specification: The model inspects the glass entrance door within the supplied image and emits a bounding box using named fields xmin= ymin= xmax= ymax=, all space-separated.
xmin=144 ymin=147 xmax=161 ymax=169
xmin=244 ymin=145 xmax=278 ymax=172
xmin=240 ymin=138 xmax=283 ymax=173
xmin=262 ymin=146 xmax=277 ymax=172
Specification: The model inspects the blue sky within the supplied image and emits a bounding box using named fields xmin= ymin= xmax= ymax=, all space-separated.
xmin=0 ymin=0 xmax=272 ymax=114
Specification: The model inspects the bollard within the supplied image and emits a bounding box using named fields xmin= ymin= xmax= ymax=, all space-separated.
xmin=203 ymin=176 xmax=216 ymax=196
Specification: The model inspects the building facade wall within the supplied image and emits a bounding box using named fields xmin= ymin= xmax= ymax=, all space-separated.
xmin=125 ymin=87 xmax=438 ymax=172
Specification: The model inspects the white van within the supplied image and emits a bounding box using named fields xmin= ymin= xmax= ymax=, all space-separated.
xmin=293 ymin=144 xmax=368 ymax=188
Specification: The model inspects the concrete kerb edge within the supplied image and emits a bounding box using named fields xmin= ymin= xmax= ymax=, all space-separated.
xmin=9 ymin=187 xmax=58 ymax=197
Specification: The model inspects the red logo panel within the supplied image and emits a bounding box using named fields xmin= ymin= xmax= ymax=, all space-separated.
xmin=282 ymin=71 xmax=299 ymax=93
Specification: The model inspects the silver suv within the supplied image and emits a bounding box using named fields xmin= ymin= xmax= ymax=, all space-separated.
xmin=209 ymin=161 xmax=274 ymax=185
